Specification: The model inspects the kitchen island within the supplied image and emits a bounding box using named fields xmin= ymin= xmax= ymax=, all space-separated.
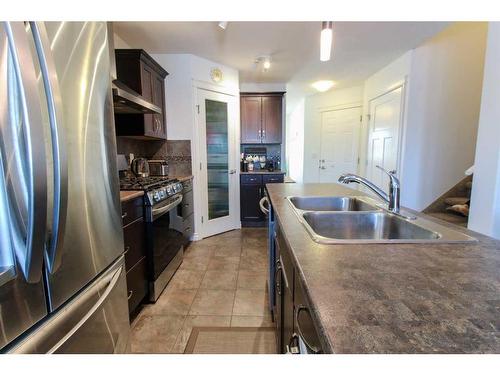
xmin=266 ymin=183 xmax=500 ymax=353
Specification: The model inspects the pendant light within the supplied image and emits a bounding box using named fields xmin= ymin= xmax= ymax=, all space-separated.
xmin=320 ymin=21 xmax=333 ymax=62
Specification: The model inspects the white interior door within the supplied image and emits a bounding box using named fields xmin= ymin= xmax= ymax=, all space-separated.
xmin=197 ymin=89 xmax=239 ymax=238
xmin=319 ymin=107 xmax=361 ymax=182
xmin=366 ymin=86 xmax=404 ymax=192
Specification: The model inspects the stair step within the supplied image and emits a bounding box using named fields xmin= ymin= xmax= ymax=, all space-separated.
xmin=444 ymin=197 xmax=469 ymax=206
xmin=427 ymin=212 xmax=468 ymax=227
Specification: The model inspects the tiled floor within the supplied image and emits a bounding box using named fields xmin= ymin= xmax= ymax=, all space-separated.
xmin=129 ymin=227 xmax=274 ymax=354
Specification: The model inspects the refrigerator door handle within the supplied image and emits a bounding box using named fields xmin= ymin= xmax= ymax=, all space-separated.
xmin=30 ymin=22 xmax=68 ymax=274
xmin=4 ymin=22 xmax=48 ymax=283
xmin=46 ymin=264 xmax=123 ymax=353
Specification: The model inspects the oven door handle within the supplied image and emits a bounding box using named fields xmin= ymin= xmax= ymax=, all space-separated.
xmin=152 ymin=195 xmax=183 ymax=217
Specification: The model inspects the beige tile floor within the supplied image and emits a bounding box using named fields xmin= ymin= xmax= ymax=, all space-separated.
xmin=129 ymin=227 xmax=274 ymax=354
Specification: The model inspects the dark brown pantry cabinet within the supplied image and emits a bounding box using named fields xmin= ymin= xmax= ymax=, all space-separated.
xmin=121 ymin=196 xmax=147 ymax=319
xmin=240 ymin=93 xmax=283 ymax=144
xmin=114 ymin=49 xmax=168 ymax=140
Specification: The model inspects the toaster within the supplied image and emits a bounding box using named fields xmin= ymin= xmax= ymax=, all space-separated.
xmin=148 ymin=159 xmax=169 ymax=176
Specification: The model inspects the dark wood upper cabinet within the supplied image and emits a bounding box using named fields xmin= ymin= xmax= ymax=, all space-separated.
xmin=241 ymin=96 xmax=262 ymax=143
xmin=240 ymin=93 xmax=283 ymax=144
xmin=262 ymin=96 xmax=283 ymax=143
xmin=114 ymin=49 xmax=168 ymax=140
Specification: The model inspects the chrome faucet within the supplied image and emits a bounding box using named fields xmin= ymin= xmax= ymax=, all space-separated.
xmin=338 ymin=166 xmax=401 ymax=214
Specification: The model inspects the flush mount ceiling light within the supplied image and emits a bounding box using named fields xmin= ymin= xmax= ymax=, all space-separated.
xmin=320 ymin=21 xmax=333 ymax=62
xmin=312 ymin=80 xmax=335 ymax=92
xmin=255 ymin=56 xmax=271 ymax=72
xmin=218 ymin=21 xmax=228 ymax=30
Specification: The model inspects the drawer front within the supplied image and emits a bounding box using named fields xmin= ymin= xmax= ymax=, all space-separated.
xmin=182 ymin=179 xmax=193 ymax=193
xmin=181 ymin=189 xmax=194 ymax=217
xmin=241 ymin=174 xmax=263 ymax=185
xmin=121 ymin=196 xmax=143 ymax=226
xmin=126 ymin=257 xmax=148 ymax=315
xmin=123 ymin=217 xmax=146 ymax=271
xmin=263 ymin=174 xmax=284 ymax=184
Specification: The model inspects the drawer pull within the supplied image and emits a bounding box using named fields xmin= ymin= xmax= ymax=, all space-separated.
xmin=121 ymin=212 xmax=128 ymax=219
xmin=127 ymin=290 xmax=133 ymax=300
xmin=124 ymin=246 xmax=130 ymax=255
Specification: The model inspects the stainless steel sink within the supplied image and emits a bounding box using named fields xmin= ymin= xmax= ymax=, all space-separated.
xmin=303 ymin=212 xmax=440 ymax=241
xmin=286 ymin=195 xmax=477 ymax=244
xmin=288 ymin=196 xmax=378 ymax=212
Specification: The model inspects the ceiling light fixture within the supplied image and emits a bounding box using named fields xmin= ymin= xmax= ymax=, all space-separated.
xmin=255 ymin=56 xmax=271 ymax=72
xmin=218 ymin=21 xmax=228 ymax=30
xmin=320 ymin=21 xmax=333 ymax=62
xmin=312 ymin=80 xmax=335 ymax=92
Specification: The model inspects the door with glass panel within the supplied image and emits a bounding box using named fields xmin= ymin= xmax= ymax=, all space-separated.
xmin=198 ymin=89 xmax=239 ymax=237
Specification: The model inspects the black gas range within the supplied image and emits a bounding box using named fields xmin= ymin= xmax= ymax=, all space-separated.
xmin=120 ymin=176 xmax=185 ymax=301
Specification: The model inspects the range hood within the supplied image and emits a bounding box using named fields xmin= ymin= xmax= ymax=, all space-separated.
xmin=112 ymin=80 xmax=162 ymax=115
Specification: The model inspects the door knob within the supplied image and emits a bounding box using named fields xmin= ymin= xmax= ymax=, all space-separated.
xmin=229 ymin=169 xmax=237 ymax=174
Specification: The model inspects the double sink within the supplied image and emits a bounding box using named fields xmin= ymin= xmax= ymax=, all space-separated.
xmin=287 ymin=196 xmax=476 ymax=244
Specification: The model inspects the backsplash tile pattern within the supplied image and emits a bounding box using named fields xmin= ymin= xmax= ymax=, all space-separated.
xmin=116 ymin=138 xmax=192 ymax=177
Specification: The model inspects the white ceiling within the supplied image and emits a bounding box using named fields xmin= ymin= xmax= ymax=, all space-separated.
xmin=114 ymin=21 xmax=449 ymax=93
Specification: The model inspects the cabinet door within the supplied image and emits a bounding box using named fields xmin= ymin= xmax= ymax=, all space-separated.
xmin=262 ymin=96 xmax=282 ymax=144
xmin=152 ymin=74 xmax=167 ymax=139
xmin=240 ymin=184 xmax=264 ymax=221
xmin=141 ymin=63 xmax=155 ymax=136
xmin=241 ymin=96 xmax=262 ymax=143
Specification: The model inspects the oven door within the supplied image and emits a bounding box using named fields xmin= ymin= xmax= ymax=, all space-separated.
xmin=147 ymin=196 xmax=184 ymax=281
xmin=150 ymin=194 xmax=182 ymax=222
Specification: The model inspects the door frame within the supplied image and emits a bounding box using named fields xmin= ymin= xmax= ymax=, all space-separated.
xmin=365 ymin=82 xmax=407 ymax=184
xmin=317 ymin=104 xmax=362 ymax=181
xmin=192 ymin=84 xmax=241 ymax=239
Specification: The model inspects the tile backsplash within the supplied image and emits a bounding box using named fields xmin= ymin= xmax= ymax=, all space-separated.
xmin=116 ymin=138 xmax=192 ymax=176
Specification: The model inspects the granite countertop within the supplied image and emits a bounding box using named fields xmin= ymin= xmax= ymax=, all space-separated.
xmin=171 ymin=175 xmax=193 ymax=182
xmin=120 ymin=190 xmax=144 ymax=202
xmin=266 ymin=183 xmax=500 ymax=353
xmin=240 ymin=170 xmax=286 ymax=174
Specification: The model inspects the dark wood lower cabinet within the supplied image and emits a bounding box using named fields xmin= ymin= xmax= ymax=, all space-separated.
xmin=121 ymin=196 xmax=147 ymax=319
xmin=240 ymin=173 xmax=284 ymax=226
xmin=273 ymin=221 xmax=324 ymax=354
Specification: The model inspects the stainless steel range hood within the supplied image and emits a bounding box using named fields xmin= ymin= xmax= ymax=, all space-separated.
xmin=112 ymin=80 xmax=162 ymax=115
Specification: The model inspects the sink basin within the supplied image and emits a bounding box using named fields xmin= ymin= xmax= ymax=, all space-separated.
xmin=302 ymin=212 xmax=440 ymax=242
xmin=288 ymin=196 xmax=378 ymax=212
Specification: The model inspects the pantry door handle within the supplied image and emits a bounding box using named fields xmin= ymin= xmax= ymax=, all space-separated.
xmin=229 ymin=169 xmax=236 ymax=174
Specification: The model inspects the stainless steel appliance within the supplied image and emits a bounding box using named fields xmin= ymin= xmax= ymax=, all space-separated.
xmin=148 ymin=159 xmax=169 ymax=176
xmin=0 ymin=22 xmax=129 ymax=353
xmin=131 ymin=157 xmax=150 ymax=177
xmin=120 ymin=177 xmax=184 ymax=301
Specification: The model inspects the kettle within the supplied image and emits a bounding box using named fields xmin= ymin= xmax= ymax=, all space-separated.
xmin=131 ymin=157 xmax=150 ymax=177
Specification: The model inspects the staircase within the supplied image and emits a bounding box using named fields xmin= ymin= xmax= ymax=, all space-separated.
xmin=423 ymin=175 xmax=473 ymax=228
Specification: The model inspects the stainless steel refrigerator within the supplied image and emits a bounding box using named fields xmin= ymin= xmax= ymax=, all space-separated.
xmin=0 ymin=21 xmax=129 ymax=353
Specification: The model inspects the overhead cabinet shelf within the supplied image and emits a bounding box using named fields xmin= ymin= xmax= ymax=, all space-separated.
xmin=114 ymin=49 xmax=169 ymax=140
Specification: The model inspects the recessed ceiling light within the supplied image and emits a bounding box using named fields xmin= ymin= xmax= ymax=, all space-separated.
xmin=255 ymin=56 xmax=271 ymax=72
xmin=312 ymin=80 xmax=335 ymax=92
xmin=320 ymin=21 xmax=333 ymax=62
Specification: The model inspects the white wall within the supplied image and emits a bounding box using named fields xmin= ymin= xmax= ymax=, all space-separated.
xmin=302 ymin=86 xmax=364 ymax=182
xmin=239 ymin=83 xmax=286 ymax=92
xmin=402 ymin=22 xmax=487 ymax=210
xmin=286 ymin=98 xmax=305 ymax=182
xmin=113 ymin=33 xmax=131 ymax=49
xmin=469 ymin=22 xmax=500 ymax=239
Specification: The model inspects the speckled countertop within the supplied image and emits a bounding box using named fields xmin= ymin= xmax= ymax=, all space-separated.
xmin=266 ymin=183 xmax=500 ymax=353
xmin=171 ymin=175 xmax=193 ymax=182
xmin=120 ymin=190 xmax=144 ymax=202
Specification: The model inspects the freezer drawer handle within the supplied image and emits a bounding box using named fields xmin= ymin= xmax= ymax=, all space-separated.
xmin=47 ymin=265 xmax=123 ymax=353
